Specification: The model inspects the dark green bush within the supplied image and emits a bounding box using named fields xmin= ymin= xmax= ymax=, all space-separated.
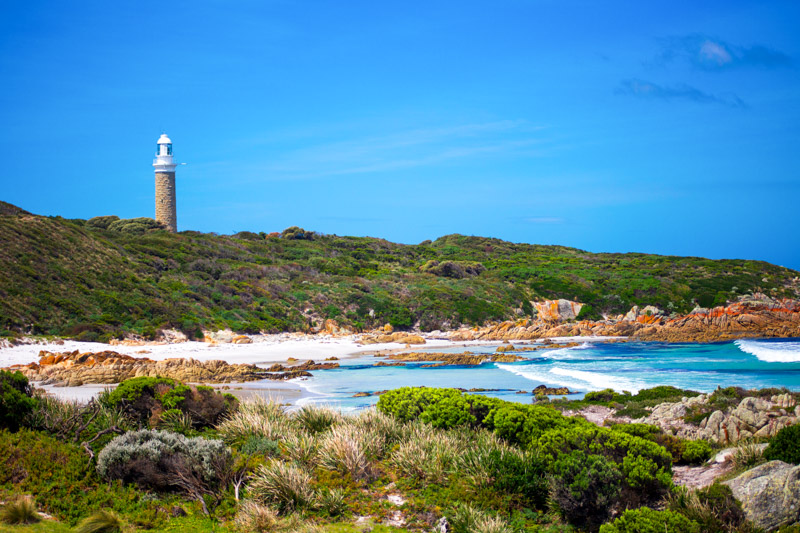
xmin=102 ymin=377 xmax=235 ymax=428
xmin=538 ymin=424 xmax=673 ymax=509
xmin=764 ymin=424 xmax=800 ymax=464
xmin=599 ymin=507 xmax=700 ymax=533
xmin=86 ymin=215 xmax=120 ymax=230
xmin=631 ymin=386 xmax=699 ymax=402
xmin=483 ymin=449 xmax=548 ymax=508
xmin=106 ymin=217 xmax=164 ymax=234
xmin=549 ymin=450 xmax=622 ymax=530
xmin=0 ymin=370 xmax=37 ymax=431
xmin=585 ymin=388 xmax=627 ymax=403
xmin=281 ymin=226 xmax=314 ymax=240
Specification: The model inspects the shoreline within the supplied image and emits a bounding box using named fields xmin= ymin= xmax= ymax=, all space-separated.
xmin=4 ymin=334 xmax=799 ymax=404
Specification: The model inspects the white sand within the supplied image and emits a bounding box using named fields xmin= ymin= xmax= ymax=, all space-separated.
xmin=0 ymin=334 xmax=622 ymax=403
xmin=0 ymin=334 xmax=515 ymax=368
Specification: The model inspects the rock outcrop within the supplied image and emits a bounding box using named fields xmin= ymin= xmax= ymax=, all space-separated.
xmin=634 ymin=295 xmax=800 ymax=342
xmin=359 ymin=332 xmax=427 ymax=345
xmin=376 ymin=351 xmax=524 ymax=366
xmin=533 ymin=299 xmax=584 ymax=322
xmin=642 ymin=393 xmax=800 ymax=444
xmin=443 ymin=294 xmax=800 ymax=343
xmin=7 ymin=350 xmax=294 ymax=385
xmin=723 ymin=461 xmax=800 ymax=531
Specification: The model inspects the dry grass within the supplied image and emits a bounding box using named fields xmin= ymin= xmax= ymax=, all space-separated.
xmin=281 ymin=431 xmax=321 ymax=467
xmin=389 ymin=422 xmax=461 ymax=483
xmin=249 ymin=460 xmax=315 ymax=513
xmin=318 ymin=425 xmax=373 ymax=480
xmin=447 ymin=503 xmax=514 ymax=533
xmin=732 ymin=441 xmax=766 ymax=471
xmin=217 ymin=397 xmax=296 ymax=445
xmin=234 ymin=500 xmax=279 ymax=531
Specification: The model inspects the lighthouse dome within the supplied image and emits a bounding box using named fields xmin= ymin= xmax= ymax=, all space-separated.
xmin=157 ymin=134 xmax=172 ymax=144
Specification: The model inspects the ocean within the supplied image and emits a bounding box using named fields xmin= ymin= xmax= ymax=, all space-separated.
xmin=296 ymin=338 xmax=800 ymax=411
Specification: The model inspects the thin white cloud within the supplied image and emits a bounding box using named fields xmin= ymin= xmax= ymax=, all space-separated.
xmin=523 ymin=217 xmax=565 ymax=224
xmin=227 ymin=120 xmax=548 ymax=181
xmin=699 ymin=40 xmax=733 ymax=66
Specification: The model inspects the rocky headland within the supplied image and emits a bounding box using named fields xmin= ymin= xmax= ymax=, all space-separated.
xmin=443 ymin=294 xmax=800 ymax=343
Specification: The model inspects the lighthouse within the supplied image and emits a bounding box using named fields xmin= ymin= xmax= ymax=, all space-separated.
xmin=153 ymin=133 xmax=178 ymax=232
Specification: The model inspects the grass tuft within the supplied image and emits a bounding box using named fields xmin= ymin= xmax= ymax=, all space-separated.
xmin=0 ymin=495 xmax=40 ymax=525
xmin=73 ymin=509 xmax=126 ymax=533
xmin=248 ymin=460 xmax=315 ymax=514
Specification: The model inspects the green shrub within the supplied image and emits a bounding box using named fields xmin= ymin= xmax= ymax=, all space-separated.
xmin=538 ymin=424 xmax=673 ymax=509
xmin=482 ymin=448 xmax=548 ymax=508
xmin=599 ymin=507 xmax=700 ymax=533
xmin=0 ymin=370 xmax=37 ymax=431
xmin=102 ymin=377 xmax=235 ymax=429
xmin=0 ymin=429 xmax=146 ymax=525
xmin=584 ymin=389 xmax=623 ymax=403
xmin=377 ymin=387 xmax=493 ymax=428
xmin=377 ymin=387 xmax=573 ymax=446
xmin=0 ymin=495 xmax=40 ymax=524
xmin=106 ymin=217 xmax=164 ymax=234
xmin=631 ymin=386 xmax=699 ymax=402
xmin=86 ymin=215 xmax=120 ymax=230
xmin=549 ymin=450 xmax=622 ymax=529
xmin=281 ymin=226 xmax=314 ymax=240
xmin=240 ymin=435 xmax=281 ymax=457
xmin=611 ymin=423 xmax=661 ymax=439
xmin=682 ymin=440 xmax=713 ymax=465
xmin=764 ymin=424 xmax=800 ymax=464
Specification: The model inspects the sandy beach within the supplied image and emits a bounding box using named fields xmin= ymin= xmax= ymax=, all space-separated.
xmin=0 ymin=333 xmax=528 ymax=403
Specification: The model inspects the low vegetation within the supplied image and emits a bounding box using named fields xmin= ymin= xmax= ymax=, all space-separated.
xmin=1 ymin=207 xmax=798 ymax=339
xmin=0 ymin=375 xmax=783 ymax=532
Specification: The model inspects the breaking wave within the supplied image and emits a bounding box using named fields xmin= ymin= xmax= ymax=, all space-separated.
xmin=496 ymin=364 xmax=642 ymax=393
xmin=735 ymin=340 xmax=800 ymax=363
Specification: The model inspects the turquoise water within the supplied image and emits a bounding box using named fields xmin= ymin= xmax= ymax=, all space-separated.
xmin=293 ymin=338 xmax=800 ymax=411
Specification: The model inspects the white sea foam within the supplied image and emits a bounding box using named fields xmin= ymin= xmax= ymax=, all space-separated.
xmin=549 ymin=367 xmax=642 ymax=393
xmin=494 ymin=363 xmax=642 ymax=393
xmin=539 ymin=342 xmax=595 ymax=360
xmin=735 ymin=340 xmax=800 ymax=363
xmin=495 ymin=364 xmax=589 ymax=391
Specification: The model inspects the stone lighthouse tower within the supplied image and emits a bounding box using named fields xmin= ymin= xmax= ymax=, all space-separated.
xmin=153 ymin=133 xmax=178 ymax=232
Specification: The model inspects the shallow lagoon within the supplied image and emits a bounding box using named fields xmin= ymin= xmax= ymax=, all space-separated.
xmin=298 ymin=338 xmax=800 ymax=411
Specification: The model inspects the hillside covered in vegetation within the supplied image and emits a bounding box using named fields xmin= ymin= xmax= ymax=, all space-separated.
xmin=1 ymin=205 xmax=798 ymax=341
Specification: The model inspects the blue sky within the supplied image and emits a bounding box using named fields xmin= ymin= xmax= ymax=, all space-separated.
xmin=1 ymin=1 xmax=799 ymax=268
